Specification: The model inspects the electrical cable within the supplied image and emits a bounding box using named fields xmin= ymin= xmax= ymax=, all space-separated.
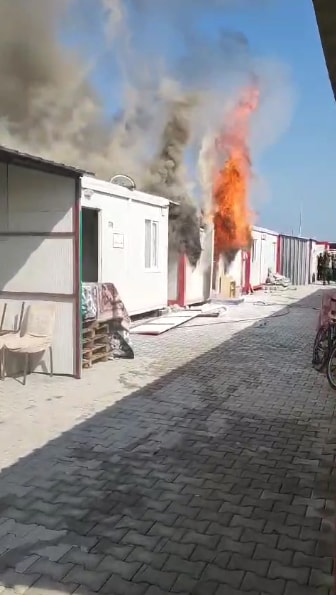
xmin=176 ymin=306 xmax=291 ymax=329
xmin=176 ymin=298 xmax=319 ymax=329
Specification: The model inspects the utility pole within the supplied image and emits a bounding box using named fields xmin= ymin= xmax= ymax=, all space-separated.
xmin=298 ymin=205 xmax=302 ymax=237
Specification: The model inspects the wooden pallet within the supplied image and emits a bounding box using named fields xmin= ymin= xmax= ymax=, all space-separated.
xmin=82 ymin=320 xmax=111 ymax=368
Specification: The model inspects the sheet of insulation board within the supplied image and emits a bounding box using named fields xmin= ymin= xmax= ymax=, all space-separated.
xmin=131 ymin=312 xmax=199 ymax=335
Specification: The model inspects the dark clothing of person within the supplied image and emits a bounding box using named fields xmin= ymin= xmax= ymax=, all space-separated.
xmin=332 ymin=257 xmax=336 ymax=282
xmin=317 ymin=255 xmax=323 ymax=281
xmin=322 ymin=252 xmax=331 ymax=285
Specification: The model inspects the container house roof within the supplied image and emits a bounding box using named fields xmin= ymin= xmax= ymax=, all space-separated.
xmin=0 ymin=145 xmax=90 ymax=178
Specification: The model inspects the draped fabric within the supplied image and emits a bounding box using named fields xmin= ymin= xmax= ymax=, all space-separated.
xmin=82 ymin=283 xmax=134 ymax=358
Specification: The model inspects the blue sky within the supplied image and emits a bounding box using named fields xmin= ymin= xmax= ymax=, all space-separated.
xmin=68 ymin=0 xmax=336 ymax=241
xmin=229 ymin=0 xmax=336 ymax=241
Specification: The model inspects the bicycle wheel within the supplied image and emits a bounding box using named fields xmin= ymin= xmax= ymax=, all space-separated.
xmin=312 ymin=326 xmax=329 ymax=371
xmin=327 ymin=343 xmax=336 ymax=389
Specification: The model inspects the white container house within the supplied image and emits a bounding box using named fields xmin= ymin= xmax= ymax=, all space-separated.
xmin=168 ymin=224 xmax=214 ymax=306
xmin=212 ymin=225 xmax=279 ymax=295
xmin=249 ymin=226 xmax=279 ymax=289
xmin=81 ymin=175 xmax=170 ymax=316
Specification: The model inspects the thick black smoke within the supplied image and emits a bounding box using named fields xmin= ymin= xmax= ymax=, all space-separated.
xmin=143 ymin=97 xmax=202 ymax=266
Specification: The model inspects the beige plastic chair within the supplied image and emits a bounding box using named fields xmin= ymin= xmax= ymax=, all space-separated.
xmin=3 ymin=302 xmax=56 ymax=385
xmin=0 ymin=303 xmax=24 ymax=379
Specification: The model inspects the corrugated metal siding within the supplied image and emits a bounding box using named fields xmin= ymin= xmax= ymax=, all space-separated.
xmin=279 ymin=236 xmax=311 ymax=285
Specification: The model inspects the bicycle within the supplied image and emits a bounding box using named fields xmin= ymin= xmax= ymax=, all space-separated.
xmin=312 ymin=296 xmax=336 ymax=373
xmin=312 ymin=322 xmax=336 ymax=371
xmin=327 ymin=334 xmax=336 ymax=389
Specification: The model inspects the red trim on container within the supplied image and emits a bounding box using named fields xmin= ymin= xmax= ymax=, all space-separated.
xmin=276 ymin=236 xmax=282 ymax=274
xmin=177 ymin=254 xmax=187 ymax=307
xmin=73 ymin=179 xmax=81 ymax=380
xmin=244 ymin=250 xmax=251 ymax=294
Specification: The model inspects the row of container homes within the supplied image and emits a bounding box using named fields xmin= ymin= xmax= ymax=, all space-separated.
xmin=0 ymin=146 xmax=326 ymax=379
xmin=220 ymin=227 xmax=327 ymax=295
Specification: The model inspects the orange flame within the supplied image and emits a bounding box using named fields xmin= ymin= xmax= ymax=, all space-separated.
xmin=213 ymin=86 xmax=259 ymax=256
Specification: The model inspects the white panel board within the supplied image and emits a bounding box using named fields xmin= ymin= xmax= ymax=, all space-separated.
xmin=185 ymin=226 xmax=214 ymax=305
xmin=131 ymin=312 xmax=198 ymax=335
xmin=0 ymin=162 xmax=8 ymax=232
xmin=0 ymin=237 xmax=73 ymax=294
xmin=9 ymin=210 xmax=73 ymax=234
xmin=8 ymin=165 xmax=75 ymax=233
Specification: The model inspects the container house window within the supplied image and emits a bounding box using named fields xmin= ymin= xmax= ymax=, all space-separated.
xmin=145 ymin=220 xmax=159 ymax=269
xmin=251 ymin=239 xmax=257 ymax=262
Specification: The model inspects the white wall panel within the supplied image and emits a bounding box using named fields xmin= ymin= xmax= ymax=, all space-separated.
xmin=0 ymin=162 xmax=8 ymax=232
xmin=250 ymin=228 xmax=278 ymax=287
xmin=168 ymin=248 xmax=179 ymax=302
xmin=185 ymin=228 xmax=214 ymax=304
xmin=9 ymin=210 xmax=73 ymax=233
xmin=8 ymin=165 xmax=75 ymax=232
xmin=0 ymin=237 xmax=73 ymax=294
xmin=227 ymin=251 xmax=242 ymax=287
xmin=168 ymin=227 xmax=214 ymax=306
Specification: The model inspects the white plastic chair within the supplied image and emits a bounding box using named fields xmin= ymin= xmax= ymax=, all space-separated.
xmin=3 ymin=302 xmax=56 ymax=385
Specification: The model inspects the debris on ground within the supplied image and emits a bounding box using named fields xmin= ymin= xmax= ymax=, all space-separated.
xmin=265 ymin=268 xmax=291 ymax=288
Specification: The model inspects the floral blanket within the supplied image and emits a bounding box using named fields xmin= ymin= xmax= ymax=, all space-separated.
xmin=82 ymin=282 xmax=134 ymax=358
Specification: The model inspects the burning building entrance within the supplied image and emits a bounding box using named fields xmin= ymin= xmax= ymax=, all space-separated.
xmin=208 ymin=86 xmax=259 ymax=296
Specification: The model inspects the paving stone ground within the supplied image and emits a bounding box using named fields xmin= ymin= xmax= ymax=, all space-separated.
xmin=0 ymin=287 xmax=335 ymax=594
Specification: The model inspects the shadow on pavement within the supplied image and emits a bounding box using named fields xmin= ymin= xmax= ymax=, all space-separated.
xmin=0 ymin=289 xmax=335 ymax=595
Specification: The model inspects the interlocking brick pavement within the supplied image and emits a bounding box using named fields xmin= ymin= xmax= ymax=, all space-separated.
xmin=0 ymin=287 xmax=335 ymax=594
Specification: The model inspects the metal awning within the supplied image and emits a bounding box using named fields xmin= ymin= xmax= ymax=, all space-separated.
xmin=313 ymin=0 xmax=336 ymax=99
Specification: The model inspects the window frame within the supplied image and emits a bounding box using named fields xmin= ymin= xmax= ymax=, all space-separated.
xmin=144 ymin=219 xmax=159 ymax=271
xmin=251 ymin=239 xmax=257 ymax=262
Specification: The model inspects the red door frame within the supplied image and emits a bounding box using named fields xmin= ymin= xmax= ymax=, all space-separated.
xmin=242 ymin=250 xmax=251 ymax=294
xmin=168 ymin=253 xmax=187 ymax=307
xmin=177 ymin=254 xmax=187 ymax=306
